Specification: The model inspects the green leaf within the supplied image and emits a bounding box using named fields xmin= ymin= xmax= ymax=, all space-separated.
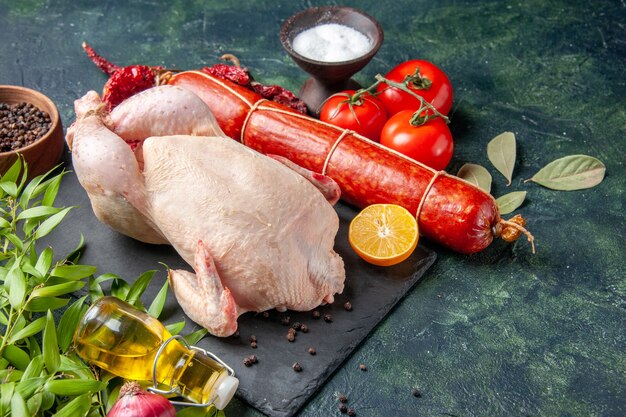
xmin=65 ymin=234 xmax=85 ymax=265
xmin=0 ymin=368 xmax=23 ymax=382
xmin=19 ymin=172 xmax=48 ymax=210
xmin=43 ymin=310 xmax=60 ymax=373
xmin=10 ymin=391 xmax=28 ymax=417
xmin=25 ymin=296 xmax=69 ymax=312
xmin=184 ymin=328 xmax=208 ymax=345
xmin=5 ymin=232 xmax=24 ymax=252
xmin=87 ymin=277 xmax=104 ymax=302
xmin=2 ymin=345 xmax=30 ymax=370
xmin=0 ymin=181 xmax=18 ymax=198
xmin=148 ymin=280 xmax=169 ymax=318
xmin=57 ymin=296 xmax=87 ymax=352
xmin=1 ymin=157 xmax=23 ymax=185
xmin=527 ymin=155 xmax=606 ymax=191
xmin=50 ymin=392 xmax=91 ymax=417
xmin=21 ymin=261 xmax=43 ymax=282
xmin=0 ymin=381 xmax=15 ymax=416
xmin=126 ymin=270 xmax=157 ymax=306
xmin=41 ymin=172 xmax=65 ymax=208
xmin=0 ymin=216 xmax=10 ymax=229
xmin=105 ymin=382 xmax=122 ymax=413
xmin=16 ymin=206 xmax=62 ymax=221
xmin=10 ymin=314 xmax=27 ymax=337
xmin=165 ymin=320 xmax=186 ymax=335
xmin=111 ymin=278 xmax=130 ymax=300
xmin=40 ymin=390 xmax=55 ymax=412
xmin=487 ymin=131 xmax=516 ymax=186
xmin=31 ymin=281 xmax=85 ymax=298
xmin=496 ymin=191 xmax=527 ymax=215
xmin=44 ymin=379 xmax=106 ymax=396
xmin=27 ymin=336 xmax=42 ymax=357
xmin=27 ymin=392 xmax=43 ymax=415
xmin=59 ymin=355 xmax=94 ymax=380
xmin=7 ymin=263 xmax=26 ymax=309
xmin=7 ymin=316 xmax=46 ymax=345
xmin=50 ymin=264 xmax=97 ymax=281
xmin=457 ymin=163 xmax=492 ymax=193
xmin=21 ymin=355 xmax=44 ymax=380
xmin=34 ymin=207 xmax=74 ymax=239
xmin=35 ymin=247 xmax=54 ymax=277
xmin=16 ymin=376 xmax=47 ymax=399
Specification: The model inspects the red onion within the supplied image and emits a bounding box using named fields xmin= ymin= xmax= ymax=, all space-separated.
xmin=107 ymin=381 xmax=176 ymax=417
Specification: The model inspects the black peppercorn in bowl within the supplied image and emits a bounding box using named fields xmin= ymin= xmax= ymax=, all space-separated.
xmin=0 ymin=85 xmax=64 ymax=180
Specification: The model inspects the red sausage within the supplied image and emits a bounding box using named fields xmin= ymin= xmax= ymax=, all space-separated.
xmin=168 ymin=71 xmax=525 ymax=254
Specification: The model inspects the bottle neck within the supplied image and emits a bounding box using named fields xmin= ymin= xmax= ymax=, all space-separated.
xmin=155 ymin=338 xmax=228 ymax=405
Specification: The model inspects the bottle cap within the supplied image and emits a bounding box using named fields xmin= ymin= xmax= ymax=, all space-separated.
xmin=213 ymin=375 xmax=239 ymax=409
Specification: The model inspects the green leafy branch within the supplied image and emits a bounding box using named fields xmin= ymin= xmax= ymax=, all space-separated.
xmin=0 ymin=158 xmax=215 ymax=417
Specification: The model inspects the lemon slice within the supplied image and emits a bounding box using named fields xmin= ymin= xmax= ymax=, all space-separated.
xmin=348 ymin=204 xmax=419 ymax=266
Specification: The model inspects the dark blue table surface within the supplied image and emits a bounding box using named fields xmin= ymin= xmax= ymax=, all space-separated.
xmin=1 ymin=1 xmax=624 ymax=416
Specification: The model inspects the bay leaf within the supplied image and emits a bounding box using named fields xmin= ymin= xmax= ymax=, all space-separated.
xmin=496 ymin=191 xmax=527 ymax=214
xmin=457 ymin=163 xmax=492 ymax=193
xmin=487 ymin=132 xmax=516 ymax=185
xmin=528 ymin=155 xmax=605 ymax=190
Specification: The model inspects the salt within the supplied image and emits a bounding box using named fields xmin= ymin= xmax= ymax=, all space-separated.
xmin=292 ymin=23 xmax=372 ymax=62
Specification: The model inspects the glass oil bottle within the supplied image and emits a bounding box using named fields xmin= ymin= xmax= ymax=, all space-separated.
xmin=74 ymin=296 xmax=238 ymax=409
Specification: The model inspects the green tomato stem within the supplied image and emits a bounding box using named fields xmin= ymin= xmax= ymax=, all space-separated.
xmin=373 ymin=74 xmax=449 ymax=126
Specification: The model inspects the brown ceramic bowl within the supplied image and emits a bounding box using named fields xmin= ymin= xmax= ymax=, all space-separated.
xmin=0 ymin=85 xmax=65 ymax=180
xmin=280 ymin=6 xmax=384 ymax=114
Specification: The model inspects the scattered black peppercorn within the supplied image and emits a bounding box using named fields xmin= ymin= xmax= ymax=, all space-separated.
xmin=250 ymin=341 xmax=257 ymax=349
xmin=281 ymin=316 xmax=291 ymax=326
xmin=286 ymin=332 xmax=295 ymax=342
xmin=249 ymin=335 xmax=257 ymax=343
xmin=312 ymin=310 xmax=321 ymax=319
xmin=308 ymin=347 xmax=316 ymax=355
xmin=344 ymin=301 xmax=352 ymax=311
xmin=243 ymin=355 xmax=258 ymax=367
xmin=232 ymin=331 xmax=240 ymax=338
xmin=358 ymin=364 xmax=367 ymax=371
xmin=292 ymin=362 xmax=302 ymax=372
xmin=291 ymin=322 xmax=302 ymax=330
xmin=347 ymin=408 xmax=356 ymax=416
xmin=262 ymin=311 xmax=270 ymax=318
xmin=300 ymin=324 xmax=309 ymax=333
xmin=323 ymin=314 xmax=333 ymax=323
xmin=338 ymin=394 xmax=347 ymax=403
xmin=339 ymin=404 xmax=348 ymax=413
xmin=411 ymin=388 xmax=421 ymax=398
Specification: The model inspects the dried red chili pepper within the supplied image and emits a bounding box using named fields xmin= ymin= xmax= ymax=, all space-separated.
xmin=82 ymin=42 xmax=119 ymax=75
xmin=201 ymin=64 xmax=252 ymax=86
xmin=83 ymin=43 xmax=307 ymax=113
xmin=82 ymin=42 xmax=159 ymax=110
xmin=201 ymin=60 xmax=307 ymax=114
xmin=102 ymin=65 xmax=157 ymax=110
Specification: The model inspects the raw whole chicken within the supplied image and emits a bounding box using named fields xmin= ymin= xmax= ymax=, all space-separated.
xmin=66 ymin=85 xmax=345 ymax=336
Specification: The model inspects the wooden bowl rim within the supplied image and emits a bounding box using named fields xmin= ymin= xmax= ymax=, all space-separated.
xmin=280 ymin=6 xmax=384 ymax=67
xmin=0 ymin=85 xmax=61 ymax=157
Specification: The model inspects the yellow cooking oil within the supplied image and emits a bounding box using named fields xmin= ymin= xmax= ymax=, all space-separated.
xmin=74 ymin=296 xmax=235 ymax=406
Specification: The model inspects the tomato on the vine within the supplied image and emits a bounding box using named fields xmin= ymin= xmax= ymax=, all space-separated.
xmin=319 ymin=90 xmax=388 ymax=141
xmin=380 ymin=110 xmax=453 ymax=170
xmin=376 ymin=60 xmax=453 ymax=116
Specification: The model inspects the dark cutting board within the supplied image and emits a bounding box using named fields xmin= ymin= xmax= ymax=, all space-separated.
xmin=47 ymin=151 xmax=436 ymax=417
